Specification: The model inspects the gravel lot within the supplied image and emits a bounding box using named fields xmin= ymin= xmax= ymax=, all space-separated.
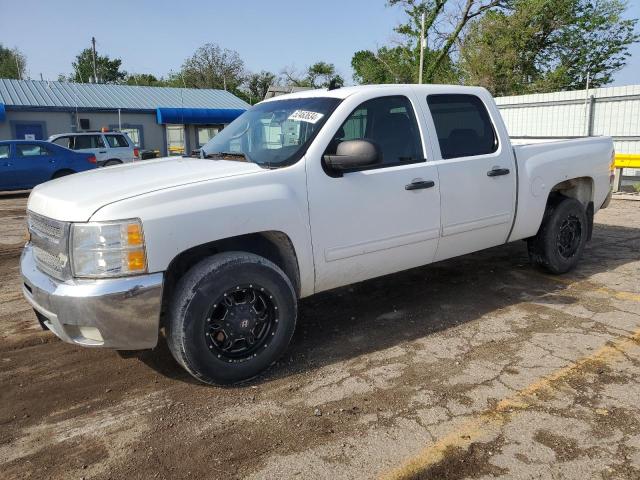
xmin=1 ymin=194 xmax=639 ymax=480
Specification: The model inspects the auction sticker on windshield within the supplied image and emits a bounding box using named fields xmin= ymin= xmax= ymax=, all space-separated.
xmin=288 ymin=110 xmax=324 ymax=124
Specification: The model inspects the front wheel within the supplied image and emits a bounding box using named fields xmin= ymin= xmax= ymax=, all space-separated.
xmin=166 ymin=252 xmax=297 ymax=385
xmin=527 ymin=197 xmax=588 ymax=274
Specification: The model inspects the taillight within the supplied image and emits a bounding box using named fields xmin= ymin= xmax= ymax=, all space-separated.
xmin=87 ymin=155 xmax=97 ymax=164
xmin=133 ymin=148 xmax=140 ymax=159
xmin=609 ymin=150 xmax=616 ymax=183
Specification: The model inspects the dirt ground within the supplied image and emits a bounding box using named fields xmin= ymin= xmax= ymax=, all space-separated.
xmin=1 ymin=193 xmax=639 ymax=480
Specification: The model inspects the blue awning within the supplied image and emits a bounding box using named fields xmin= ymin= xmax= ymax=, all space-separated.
xmin=156 ymin=107 xmax=246 ymax=125
xmin=0 ymin=104 xmax=5 ymax=122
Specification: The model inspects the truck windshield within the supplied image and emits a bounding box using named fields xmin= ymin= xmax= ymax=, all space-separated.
xmin=200 ymin=97 xmax=341 ymax=168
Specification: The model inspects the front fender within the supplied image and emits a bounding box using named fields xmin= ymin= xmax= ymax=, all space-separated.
xmin=90 ymin=164 xmax=315 ymax=297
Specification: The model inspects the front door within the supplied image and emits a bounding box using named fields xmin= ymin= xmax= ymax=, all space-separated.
xmin=424 ymin=93 xmax=517 ymax=261
xmin=306 ymin=93 xmax=441 ymax=292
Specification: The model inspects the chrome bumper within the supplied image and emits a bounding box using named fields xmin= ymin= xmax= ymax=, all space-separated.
xmin=20 ymin=244 xmax=163 ymax=349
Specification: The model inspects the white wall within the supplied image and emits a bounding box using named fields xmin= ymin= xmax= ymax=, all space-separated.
xmin=496 ymin=84 xmax=640 ymax=175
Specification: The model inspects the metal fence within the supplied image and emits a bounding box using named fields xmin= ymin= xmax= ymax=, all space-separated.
xmin=495 ymin=84 xmax=640 ymax=179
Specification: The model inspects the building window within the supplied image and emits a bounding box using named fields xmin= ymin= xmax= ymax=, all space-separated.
xmin=197 ymin=126 xmax=222 ymax=147
xmin=109 ymin=124 xmax=144 ymax=148
xmin=166 ymin=125 xmax=185 ymax=156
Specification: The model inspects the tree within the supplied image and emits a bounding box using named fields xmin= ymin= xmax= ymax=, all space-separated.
xmin=460 ymin=0 xmax=638 ymax=95
xmin=554 ymin=0 xmax=638 ymax=89
xmin=352 ymin=46 xmax=416 ymax=84
xmin=179 ymin=43 xmax=245 ymax=91
xmin=246 ymin=71 xmax=276 ymax=101
xmin=70 ymin=48 xmax=126 ymax=83
xmin=352 ymin=0 xmax=506 ymax=85
xmin=0 ymin=44 xmax=27 ymax=79
xmin=282 ymin=62 xmax=344 ymax=88
xmin=125 ymin=73 xmax=168 ymax=87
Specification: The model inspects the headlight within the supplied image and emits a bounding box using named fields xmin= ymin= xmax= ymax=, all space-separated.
xmin=71 ymin=219 xmax=147 ymax=278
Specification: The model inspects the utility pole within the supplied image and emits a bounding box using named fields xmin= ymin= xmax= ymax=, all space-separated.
xmin=15 ymin=55 xmax=21 ymax=80
xmin=91 ymin=37 xmax=98 ymax=83
xmin=418 ymin=12 xmax=426 ymax=84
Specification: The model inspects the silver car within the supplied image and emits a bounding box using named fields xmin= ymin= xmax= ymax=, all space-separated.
xmin=48 ymin=131 xmax=138 ymax=167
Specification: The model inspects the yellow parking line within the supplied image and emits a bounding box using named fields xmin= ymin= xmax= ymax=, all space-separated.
xmin=380 ymin=324 xmax=640 ymax=480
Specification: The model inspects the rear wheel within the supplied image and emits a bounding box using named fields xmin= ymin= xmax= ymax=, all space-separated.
xmin=527 ymin=197 xmax=588 ymax=274
xmin=166 ymin=252 xmax=297 ymax=385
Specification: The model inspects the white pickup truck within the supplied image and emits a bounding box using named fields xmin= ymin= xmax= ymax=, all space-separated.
xmin=21 ymin=85 xmax=614 ymax=385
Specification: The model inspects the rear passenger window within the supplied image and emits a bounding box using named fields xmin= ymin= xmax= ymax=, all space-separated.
xmin=105 ymin=135 xmax=129 ymax=148
xmin=0 ymin=145 xmax=9 ymax=158
xmin=427 ymin=94 xmax=498 ymax=159
xmin=326 ymin=96 xmax=423 ymax=167
xmin=52 ymin=137 xmax=71 ymax=148
xmin=17 ymin=144 xmax=50 ymax=157
xmin=74 ymin=135 xmax=105 ymax=149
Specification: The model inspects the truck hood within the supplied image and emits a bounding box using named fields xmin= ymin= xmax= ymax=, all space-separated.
xmin=28 ymin=157 xmax=263 ymax=221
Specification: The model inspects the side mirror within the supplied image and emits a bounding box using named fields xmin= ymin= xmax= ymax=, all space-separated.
xmin=323 ymin=139 xmax=381 ymax=175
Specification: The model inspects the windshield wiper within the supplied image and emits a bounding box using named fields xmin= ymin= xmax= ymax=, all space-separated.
xmin=204 ymin=151 xmax=247 ymax=160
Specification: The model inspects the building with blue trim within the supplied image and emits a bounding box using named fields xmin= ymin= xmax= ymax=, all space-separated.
xmin=0 ymin=79 xmax=250 ymax=156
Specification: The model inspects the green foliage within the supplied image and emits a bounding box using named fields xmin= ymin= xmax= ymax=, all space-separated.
xmin=179 ymin=43 xmax=245 ymax=91
xmin=246 ymin=71 xmax=276 ymax=101
xmin=460 ymin=0 xmax=639 ymax=95
xmin=0 ymin=44 xmax=27 ymax=79
xmin=352 ymin=44 xmax=459 ymax=85
xmin=71 ymin=48 xmax=126 ymax=83
xmin=283 ymin=62 xmax=344 ymax=89
xmin=125 ymin=73 xmax=169 ymax=87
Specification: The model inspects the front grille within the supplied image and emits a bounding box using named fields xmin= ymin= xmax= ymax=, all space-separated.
xmin=32 ymin=245 xmax=67 ymax=277
xmin=28 ymin=213 xmax=64 ymax=244
xmin=27 ymin=212 xmax=71 ymax=281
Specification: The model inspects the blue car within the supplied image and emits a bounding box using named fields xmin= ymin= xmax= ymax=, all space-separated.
xmin=0 ymin=140 xmax=97 ymax=191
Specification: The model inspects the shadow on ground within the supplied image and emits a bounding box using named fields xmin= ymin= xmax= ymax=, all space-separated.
xmin=137 ymin=221 xmax=640 ymax=385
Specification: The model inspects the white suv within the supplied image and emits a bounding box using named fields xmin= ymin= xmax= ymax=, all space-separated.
xmin=48 ymin=132 xmax=139 ymax=166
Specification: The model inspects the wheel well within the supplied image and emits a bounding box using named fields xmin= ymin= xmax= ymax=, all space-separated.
xmin=546 ymin=177 xmax=595 ymax=240
xmin=549 ymin=177 xmax=593 ymax=206
xmin=52 ymin=169 xmax=75 ymax=179
xmin=105 ymin=159 xmax=122 ymax=164
xmin=160 ymin=231 xmax=301 ymax=327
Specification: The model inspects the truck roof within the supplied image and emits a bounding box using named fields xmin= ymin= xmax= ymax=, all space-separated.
xmin=261 ymin=84 xmax=490 ymax=103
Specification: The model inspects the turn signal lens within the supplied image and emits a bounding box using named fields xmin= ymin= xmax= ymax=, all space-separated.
xmin=127 ymin=223 xmax=143 ymax=246
xmin=127 ymin=250 xmax=146 ymax=271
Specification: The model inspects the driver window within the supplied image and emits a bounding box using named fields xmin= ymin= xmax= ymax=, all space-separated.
xmin=327 ymin=96 xmax=423 ymax=167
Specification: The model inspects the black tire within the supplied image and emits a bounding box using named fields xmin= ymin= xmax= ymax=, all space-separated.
xmin=527 ymin=197 xmax=588 ymax=274
xmin=104 ymin=160 xmax=122 ymax=167
xmin=166 ymin=252 xmax=297 ymax=385
xmin=52 ymin=169 xmax=74 ymax=179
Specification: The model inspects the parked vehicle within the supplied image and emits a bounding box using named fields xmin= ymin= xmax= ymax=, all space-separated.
xmin=0 ymin=140 xmax=97 ymax=191
xmin=21 ymin=85 xmax=614 ymax=385
xmin=48 ymin=131 xmax=139 ymax=166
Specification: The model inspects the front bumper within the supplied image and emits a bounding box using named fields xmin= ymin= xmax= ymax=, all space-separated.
xmin=20 ymin=244 xmax=163 ymax=349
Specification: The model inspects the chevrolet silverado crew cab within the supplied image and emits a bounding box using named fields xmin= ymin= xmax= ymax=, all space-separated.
xmin=21 ymin=85 xmax=614 ymax=385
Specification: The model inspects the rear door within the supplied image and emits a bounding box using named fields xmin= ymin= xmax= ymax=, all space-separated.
xmin=104 ymin=134 xmax=133 ymax=162
xmin=72 ymin=134 xmax=108 ymax=163
xmin=14 ymin=143 xmax=57 ymax=188
xmin=423 ymin=93 xmax=516 ymax=261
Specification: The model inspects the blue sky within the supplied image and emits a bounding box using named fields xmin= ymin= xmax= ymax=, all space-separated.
xmin=1 ymin=0 xmax=639 ymax=87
